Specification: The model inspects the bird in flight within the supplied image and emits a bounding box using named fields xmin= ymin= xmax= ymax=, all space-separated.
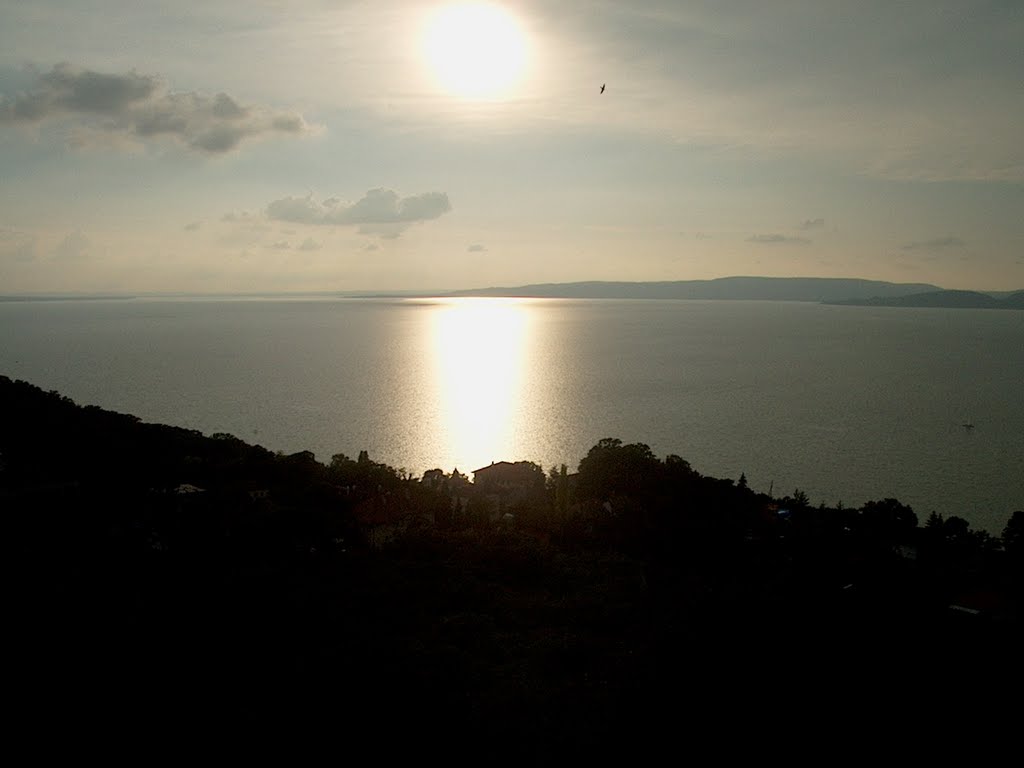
xmin=600 ymin=83 xmax=606 ymax=94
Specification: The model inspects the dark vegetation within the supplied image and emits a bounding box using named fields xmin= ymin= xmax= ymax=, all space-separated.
xmin=4 ymin=376 xmax=1020 ymax=757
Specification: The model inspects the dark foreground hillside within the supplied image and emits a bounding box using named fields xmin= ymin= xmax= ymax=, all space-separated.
xmin=2 ymin=376 xmax=1020 ymax=758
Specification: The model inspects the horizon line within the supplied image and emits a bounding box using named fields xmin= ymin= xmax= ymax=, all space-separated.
xmin=3 ymin=275 xmax=1022 ymax=300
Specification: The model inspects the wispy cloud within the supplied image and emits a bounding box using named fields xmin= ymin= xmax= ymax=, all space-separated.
xmin=901 ymin=236 xmax=965 ymax=251
xmin=297 ymin=238 xmax=321 ymax=251
xmin=183 ymin=221 xmax=202 ymax=231
xmin=798 ymin=218 xmax=825 ymax=231
xmin=266 ymin=189 xmax=452 ymax=238
xmin=747 ymin=234 xmax=811 ymax=245
xmin=0 ymin=64 xmax=309 ymax=153
xmin=467 ymin=243 xmax=486 ymax=252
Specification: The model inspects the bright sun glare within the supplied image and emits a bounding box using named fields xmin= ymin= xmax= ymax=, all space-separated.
xmin=423 ymin=3 xmax=529 ymax=99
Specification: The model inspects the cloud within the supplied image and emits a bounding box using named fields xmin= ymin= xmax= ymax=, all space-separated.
xmin=266 ymin=189 xmax=452 ymax=237
xmin=747 ymin=234 xmax=811 ymax=245
xmin=297 ymin=238 xmax=321 ymax=251
xmin=467 ymin=243 xmax=486 ymax=252
xmin=901 ymin=236 xmax=965 ymax=251
xmin=270 ymin=241 xmax=290 ymax=250
xmin=53 ymin=231 xmax=90 ymax=260
xmin=184 ymin=221 xmax=202 ymax=231
xmin=798 ymin=218 xmax=825 ymax=230
xmin=265 ymin=196 xmax=322 ymax=224
xmin=0 ymin=64 xmax=309 ymax=153
xmin=4 ymin=66 xmax=157 ymax=118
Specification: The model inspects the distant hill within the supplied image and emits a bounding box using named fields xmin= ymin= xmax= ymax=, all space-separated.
xmin=0 ymin=294 xmax=133 ymax=302
xmin=827 ymin=289 xmax=1024 ymax=310
xmin=1004 ymin=290 xmax=1024 ymax=309
xmin=450 ymin=277 xmax=941 ymax=302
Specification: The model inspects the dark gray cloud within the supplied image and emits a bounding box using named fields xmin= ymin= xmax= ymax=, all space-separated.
xmin=901 ymin=236 xmax=965 ymax=250
xmin=747 ymin=233 xmax=811 ymax=245
xmin=467 ymin=243 xmax=486 ymax=252
xmin=184 ymin=221 xmax=202 ymax=231
xmin=0 ymin=64 xmax=308 ymax=153
xmin=40 ymin=65 xmax=156 ymax=113
xmin=798 ymin=218 xmax=825 ymax=230
xmin=266 ymin=189 xmax=452 ymax=237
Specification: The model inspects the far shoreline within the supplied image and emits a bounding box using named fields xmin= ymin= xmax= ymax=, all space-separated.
xmin=3 ymin=276 xmax=1021 ymax=306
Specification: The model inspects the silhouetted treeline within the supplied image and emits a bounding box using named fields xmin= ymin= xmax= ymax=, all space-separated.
xmin=3 ymin=376 xmax=1019 ymax=757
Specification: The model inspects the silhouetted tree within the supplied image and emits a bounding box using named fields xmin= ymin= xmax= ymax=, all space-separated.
xmin=661 ymin=454 xmax=698 ymax=497
xmin=859 ymin=498 xmax=918 ymax=545
xmin=1002 ymin=511 xmax=1024 ymax=557
xmin=422 ymin=468 xmax=445 ymax=488
xmin=943 ymin=515 xmax=971 ymax=540
xmin=576 ymin=438 xmax=660 ymax=502
xmin=329 ymin=450 xmax=401 ymax=498
xmin=1002 ymin=511 xmax=1024 ymax=595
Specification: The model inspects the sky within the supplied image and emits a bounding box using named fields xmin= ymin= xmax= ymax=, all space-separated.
xmin=1 ymin=0 xmax=1022 ymax=294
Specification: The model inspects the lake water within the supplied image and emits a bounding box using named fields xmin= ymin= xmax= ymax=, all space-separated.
xmin=1 ymin=297 xmax=1021 ymax=533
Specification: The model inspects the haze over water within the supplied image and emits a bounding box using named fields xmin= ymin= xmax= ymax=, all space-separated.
xmin=1 ymin=297 xmax=1021 ymax=533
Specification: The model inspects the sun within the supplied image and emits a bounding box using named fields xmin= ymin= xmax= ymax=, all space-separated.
xmin=422 ymin=3 xmax=529 ymax=100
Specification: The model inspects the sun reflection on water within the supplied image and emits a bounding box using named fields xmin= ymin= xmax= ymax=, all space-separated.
xmin=430 ymin=297 xmax=530 ymax=472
